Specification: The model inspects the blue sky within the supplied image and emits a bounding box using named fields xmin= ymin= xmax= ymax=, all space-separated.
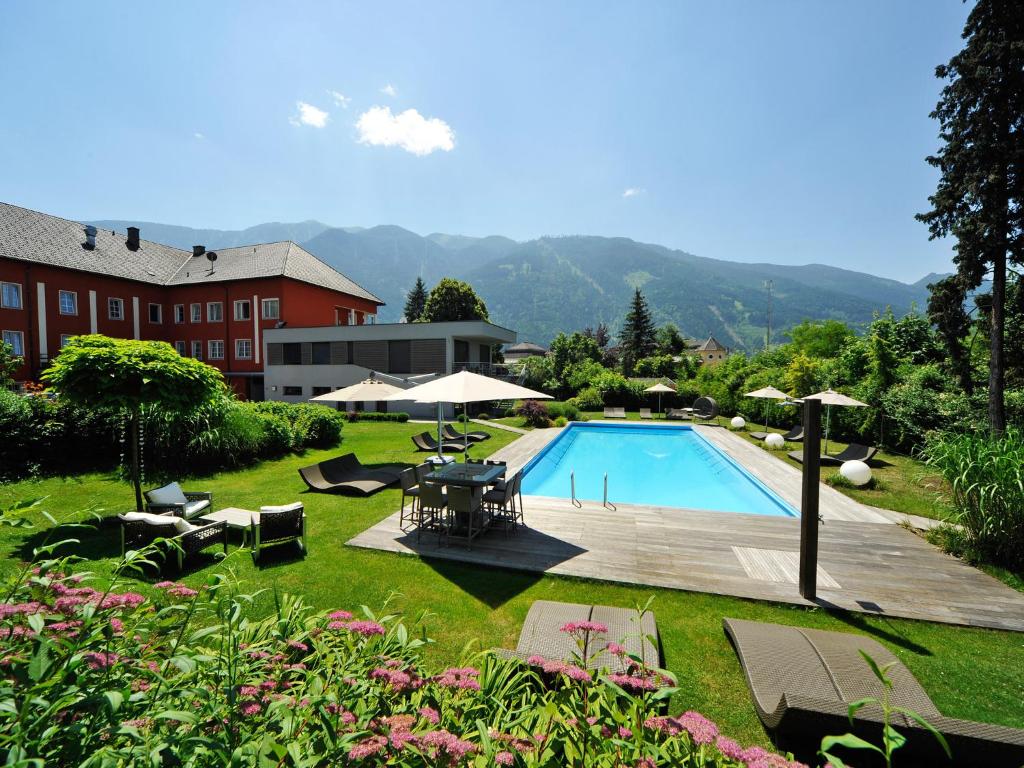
xmin=0 ymin=2 xmax=969 ymax=282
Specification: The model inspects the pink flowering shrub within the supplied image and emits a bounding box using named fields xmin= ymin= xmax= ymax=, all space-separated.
xmin=0 ymin=516 xmax=806 ymax=766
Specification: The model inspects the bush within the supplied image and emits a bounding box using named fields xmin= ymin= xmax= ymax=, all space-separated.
xmin=568 ymin=386 xmax=604 ymax=411
xmin=0 ymin=523 xmax=799 ymax=767
xmin=924 ymin=428 xmax=1024 ymax=570
xmin=553 ymin=415 xmax=568 ymax=427
xmin=517 ymin=399 xmax=551 ymax=428
xmin=294 ymin=404 xmax=345 ymax=447
xmin=345 ymin=411 xmax=410 ymax=423
xmin=477 ymin=412 xmax=491 ymax=420
xmin=546 ymin=401 xmax=579 ymax=421
xmin=256 ymin=411 xmax=296 ymax=456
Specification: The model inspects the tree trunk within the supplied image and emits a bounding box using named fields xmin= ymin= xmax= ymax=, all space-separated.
xmin=989 ymin=248 xmax=1006 ymax=435
xmin=129 ymin=410 xmax=144 ymax=511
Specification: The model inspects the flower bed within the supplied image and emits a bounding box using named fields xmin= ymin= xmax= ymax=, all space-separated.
xmin=0 ymin=560 xmax=805 ymax=766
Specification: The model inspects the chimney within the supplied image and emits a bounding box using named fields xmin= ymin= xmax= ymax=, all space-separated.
xmin=192 ymin=245 xmax=206 ymax=257
xmin=126 ymin=226 xmax=140 ymax=251
xmin=83 ymin=225 xmax=97 ymax=250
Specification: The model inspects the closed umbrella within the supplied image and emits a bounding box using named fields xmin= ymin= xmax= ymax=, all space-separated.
xmin=743 ymin=385 xmax=789 ymax=432
xmin=309 ymin=377 xmax=405 ymax=409
xmin=803 ymin=388 xmax=868 ymax=453
xmin=644 ymin=382 xmax=676 ymax=418
xmin=385 ymin=370 xmax=551 ymax=461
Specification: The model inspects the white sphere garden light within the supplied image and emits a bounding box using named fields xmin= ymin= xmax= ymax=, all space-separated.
xmin=764 ymin=433 xmax=785 ymax=449
xmin=840 ymin=460 xmax=872 ymax=487
xmin=730 ymin=416 xmax=745 ymax=429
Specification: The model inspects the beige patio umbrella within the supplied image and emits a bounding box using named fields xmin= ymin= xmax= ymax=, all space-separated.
xmin=743 ymin=385 xmax=789 ymax=433
xmin=309 ymin=377 xmax=405 ymax=408
xmin=803 ymin=388 xmax=868 ymax=453
xmin=644 ymin=381 xmax=676 ymax=417
xmin=385 ymin=370 xmax=551 ymax=461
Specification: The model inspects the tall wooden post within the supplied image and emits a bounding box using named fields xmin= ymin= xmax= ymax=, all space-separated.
xmin=799 ymin=398 xmax=821 ymax=600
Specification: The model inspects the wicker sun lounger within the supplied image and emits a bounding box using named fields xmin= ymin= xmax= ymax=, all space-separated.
xmin=724 ymin=618 xmax=1024 ymax=766
xmin=750 ymin=425 xmax=804 ymax=441
xmin=787 ymin=443 xmax=878 ymax=466
xmin=297 ymin=453 xmax=403 ymax=495
xmin=441 ymin=423 xmax=490 ymax=443
xmin=639 ymin=408 xmax=653 ymax=419
xmin=492 ymin=600 xmax=660 ymax=673
xmin=603 ymin=407 xmax=627 ymax=419
xmin=411 ymin=432 xmax=469 ymax=453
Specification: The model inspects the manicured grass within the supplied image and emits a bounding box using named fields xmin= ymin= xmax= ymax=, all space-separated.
xmin=2 ymin=421 xmax=1022 ymax=747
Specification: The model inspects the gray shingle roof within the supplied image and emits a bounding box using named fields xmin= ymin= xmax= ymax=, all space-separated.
xmin=698 ymin=336 xmax=727 ymax=352
xmin=0 ymin=202 xmax=383 ymax=304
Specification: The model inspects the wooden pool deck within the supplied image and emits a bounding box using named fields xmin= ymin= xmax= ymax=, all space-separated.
xmin=347 ymin=424 xmax=1024 ymax=632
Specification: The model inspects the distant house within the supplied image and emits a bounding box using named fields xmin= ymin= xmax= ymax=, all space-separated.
xmin=696 ymin=336 xmax=729 ymax=366
xmin=503 ymin=341 xmax=548 ymax=361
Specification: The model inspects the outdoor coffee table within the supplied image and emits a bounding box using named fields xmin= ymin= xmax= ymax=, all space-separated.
xmin=203 ymin=507 xmax=259 ymax=549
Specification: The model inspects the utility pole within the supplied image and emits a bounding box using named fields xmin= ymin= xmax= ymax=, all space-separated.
xmin=764 ymin=280 xmax=773 ymax=351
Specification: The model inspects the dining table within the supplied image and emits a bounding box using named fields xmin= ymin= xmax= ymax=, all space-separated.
xmin=424 ymin=462 xmax=506 ymax=544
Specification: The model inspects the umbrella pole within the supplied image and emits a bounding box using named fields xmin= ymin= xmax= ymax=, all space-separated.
xmin=463 ymin=402 xmax=469 ymax=460
xmin=437 ymin=402 xmax=444 ymax=462
xmin=824 ymin=404 xmax=831 ymax=454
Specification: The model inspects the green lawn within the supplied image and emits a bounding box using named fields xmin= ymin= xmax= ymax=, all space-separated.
xmin=2 ymin=421 xmax=1022 ymax=747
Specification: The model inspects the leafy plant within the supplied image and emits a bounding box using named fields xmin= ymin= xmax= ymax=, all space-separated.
xmin=517 ymin=399 xmax=551 ymax=428
xmin=820 ymin=651 xmax=950 ymax=768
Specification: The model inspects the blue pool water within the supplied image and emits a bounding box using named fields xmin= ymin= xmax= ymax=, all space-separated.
xmin=521 ymin=423 xmax=795 ymax=517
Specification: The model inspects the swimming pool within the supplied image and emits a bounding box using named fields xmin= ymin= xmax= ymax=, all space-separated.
xmin=520 ymin=423 xmax=796 ymax=517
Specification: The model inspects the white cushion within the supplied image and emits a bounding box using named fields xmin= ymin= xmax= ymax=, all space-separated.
xmin=183 ymin=499 xmax=210 ymax=518
xmin=147 ymin=482 xmax=188 ymax=506
xmin=171 ymin=517 xmax=197 ymax=534
xmin=123 ymin=511 xmax=176 ymax=526
xmin=260 ymin=502 xmax=304 ymax=514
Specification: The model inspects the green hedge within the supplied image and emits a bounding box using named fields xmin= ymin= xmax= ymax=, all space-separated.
xmin=345 ymin=411 xmax=410 ymax=423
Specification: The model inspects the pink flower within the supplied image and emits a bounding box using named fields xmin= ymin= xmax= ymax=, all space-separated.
xmin=286 ymin=639 xmax=308 ymax=652
xmin=608 ymin=672 xmax=658 ymax=693
xmin=495 ymin=751 xmax=515 ymax=765
xmin=167 ymin=585 xmax=198 ymax=599
xmin=618 ymin=726 xmax=633 ymax=739
xmin=346 ymin=620 xmax=386 ymax=636
xmin=606 ymin=642 xmax=627 ymax=656
xmin=327 ymin=610 xmax=353 ymax=620
xmin=349 ymin=735 xmax=387 ymax=760
xmin=239 ymin=685 xmax=260 ymax=697
xmin=634 ymin=759 xmax=656 ymax=768
xmin=238 ymin=701 xmax=262 ymax=716
xmin=83 ymin=651 xmax=120 ymax=670
xmin=432 ymin=667 xmax=482 ymax=690
xmin=526 ymin=655 xmax=546 ymax=666
xmin=559 ymin=620 xmax=609 ymax=635
xmin=419 ymin=706 xmax=440 ymax=724
xmin=370 ymin=667 xmax=420 ymax=692
xmin=417 ymin=730 xmax=476 ymax=760
xmin=153 ymin=581 xmax=176 ymax=589
xmin=109 ymin=617 xmax=124 ymax=633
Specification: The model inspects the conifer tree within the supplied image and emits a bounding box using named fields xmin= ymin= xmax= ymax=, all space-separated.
xmin=619 ymin=288 xmax=657 ymax=375
xmin=403 ymin=277 xmax=428 ymax=322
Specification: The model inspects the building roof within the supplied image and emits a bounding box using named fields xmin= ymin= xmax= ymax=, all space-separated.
xmin=0 ymin=202 xmax=383 ymax=304
xmin=698 ymin=336 xmax=728 ymax=352
xmin=504 ymin=341 xmax=548 ymax=354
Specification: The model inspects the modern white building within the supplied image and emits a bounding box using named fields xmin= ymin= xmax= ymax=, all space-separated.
xmin=262 ymin=319 xmax=517 ymax=418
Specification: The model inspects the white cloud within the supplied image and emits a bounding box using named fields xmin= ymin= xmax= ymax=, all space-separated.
xmin=380 ymin=83 xmax=397 ymax=97
xmin=355 ymin=106 xmax=455 ymax=156
xmin=328 ymin=90 xmax=351 ymax=109
xmin=290 ymin=101 xmax=329 ymax=128
xmin=622 ymin=187 xmax=645 ymax=198
xmin=193 ymin=132 xmax=205 ymax=140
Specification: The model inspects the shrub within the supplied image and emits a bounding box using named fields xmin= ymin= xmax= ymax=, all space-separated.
xmin=568 ymin=386 xmax=604 ymax=412
xmin=477 ymin=412 xmax=491 ymax=420
xmin=255 ymin=411 xmax=296 ymax=456
xmin=546 ymin=401 xmax=579 ymax=421
xmin=349 ymin=411 xmax=410 ymax=423
xmin=924 ymin=428 xmax=1024 ymax=570
xmin=553 ymin=415 xmax=568 ymax=427
xmin=517 ymin=399 xmax=551 ymax=428
xmin=294 ymin=404 xmax=345 ymax=447
xmin=0 ymin=389 xmax=34 ymax=479
xmin=0 ymin=523 xmax=801 ymax=767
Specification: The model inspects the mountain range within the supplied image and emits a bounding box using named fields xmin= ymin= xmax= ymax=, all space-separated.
xmin=90 ymin=219 xmax=941 ymax=348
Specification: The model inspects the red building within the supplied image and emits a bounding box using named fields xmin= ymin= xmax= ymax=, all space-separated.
xmin=0 ymin=202 xmax=383 ymax=399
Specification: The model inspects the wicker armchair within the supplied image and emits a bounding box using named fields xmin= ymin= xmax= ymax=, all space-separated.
xmin=143 ymin=486 xmax=213 ymax=519
xmin=253 ymin=503 xmax=306 ymax=563
xmin=118 ymin=513 xmax=227 ymax=571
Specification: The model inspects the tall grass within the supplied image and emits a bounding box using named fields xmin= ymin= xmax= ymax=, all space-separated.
xmin=924 ymin=429 xmax=1024 ymax=570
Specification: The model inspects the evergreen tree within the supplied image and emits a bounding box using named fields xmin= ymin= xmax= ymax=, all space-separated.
xmin=916 ymin=0 xmax=1024 ymax=433
xmin=403 ymin=277 xmax=428 ymax=322
xmin=619 ymin=288 xmax=657 ymax=375
xmin=927 ymin=276 xmax=975 ymax=394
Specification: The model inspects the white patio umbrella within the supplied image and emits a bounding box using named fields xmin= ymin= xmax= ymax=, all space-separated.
xmin=743 ymin=385 xmax=789 ymax=432
xmin=309 ymin=377 xmax=405 ymax=407
xmin=803 ymin=388 xmax=868 ymax=453
xmin=385 ymin=370 xmax=551 ymax=461
xmin=644 ymin=382 xmax=676 ymax=417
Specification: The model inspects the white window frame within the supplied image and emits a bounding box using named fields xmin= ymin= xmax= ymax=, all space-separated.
xmin=1 ymin=281 xmax=22 ymax=309
xmin=108 ymin=297 xmax=124 ymax=320
xmin=191 ymin=340 xmax=203 ymax=359
xmin=207 ymin=302 xmax=223 ymax=322
xmin=208 ymin=339 xmax=225 ymax=360
xmin=190 ymin=303 xmax=202 ymax=323
xmin=148 ymin=303 xmax=162 ymax=324
xmin=174 ymin=341 xmax=186 ymax=355
xmin=235 ymin=338 xmax=252 ymax=360
xmin=173 ymin=304 xmax=185 ymax=324
xmin=58 ymin=290 xmax=78 ymax=316
xmin=60 ymin=334 xmax=73 ymax=348
xmin=365 ymin=313 xmax=375 ymax=325
xmin=261 ymin=297 xmax=280 ymax=320
xmin=233 ymin=300 xmax=251 ymax=321
xmin=347 ymin=309 xmax=356 ymax=325
xmin=2 ymin=330 xmax=24 ymax=356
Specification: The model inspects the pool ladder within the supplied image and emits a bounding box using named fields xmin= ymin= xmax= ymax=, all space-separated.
xmin=693 ymin=443 xmax=729 ymax=476
xmin=569 ymin=469 xmax=616 ymax=511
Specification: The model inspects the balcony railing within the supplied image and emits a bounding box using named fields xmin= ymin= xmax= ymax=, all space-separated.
xmin=453 ymin=361 xmax=515 ymax=380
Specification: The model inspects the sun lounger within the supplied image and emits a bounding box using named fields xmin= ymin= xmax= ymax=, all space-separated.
xmin=603 ymin=407 xmax=627 ymax=419
xmin=411 ymin=432 xmax=469 ymax=453
xmin=492 ymin=600 xmax=660 ymax=673
xmin=751 ymin=425 xmax=804 ymax=442
xmin=666 ymin=408 xmax=692 ymax=420
xmin=692 ymin=396 xmax=719 ymax=423
xmin=297 ymin=453 xmax=403 ymax=495
xmin=723 ymin=617 xmax=1024 ymax=766
xmin=640 ymin=408 xmax=653 ymax=419
xmin=441 ymin=423 xmax=490 ymax=443
xmin=787 ymin=443 xmax=878 ymax=466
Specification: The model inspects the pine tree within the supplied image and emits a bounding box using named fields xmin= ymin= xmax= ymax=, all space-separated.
xmin=619 ymin=288 xmax=657 ymax=375
xmin=916 ymin=0 xmax=1024 ymax=434
xmin=403 ymin=277 xmax=427 ymax=322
